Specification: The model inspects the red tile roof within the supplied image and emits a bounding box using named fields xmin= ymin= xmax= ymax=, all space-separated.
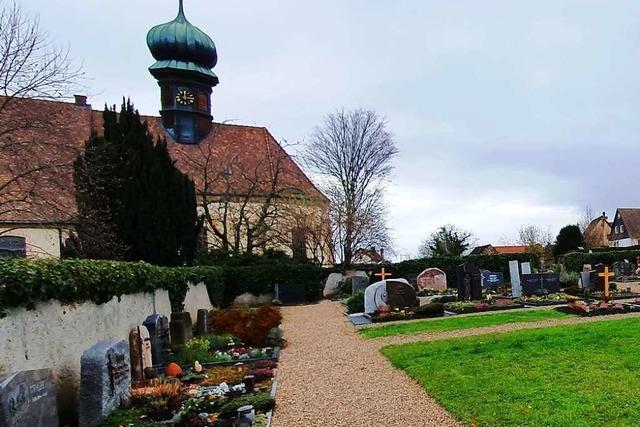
xmin=492 ymin=245 xmax=528 ymax=254
xmin=0 ymin=97 xmax=327 ymax=224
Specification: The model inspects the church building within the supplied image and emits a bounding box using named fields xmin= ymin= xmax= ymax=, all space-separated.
xmin=0 ymin=1 xmax=332 ymax=264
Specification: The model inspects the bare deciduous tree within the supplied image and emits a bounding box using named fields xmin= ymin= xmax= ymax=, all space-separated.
xmin=177 ymin=125 xmax=330 ymax=259
xmin=0 ymin=2 xmax=83 ymax=226
xmin=578 ymin=205 xmax=595 ymax=233
xmin=304 ymin=109 xmax=397 ymax=266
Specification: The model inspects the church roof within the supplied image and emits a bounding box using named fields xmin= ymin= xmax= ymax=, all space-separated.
xmin=0 ymin=96 xmax=327 ymax=224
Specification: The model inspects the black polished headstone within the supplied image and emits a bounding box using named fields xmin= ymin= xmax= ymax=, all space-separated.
xmin=0 ymin=369 xmax=58 ymax=427
xmin=386 ymin=280 xmax=418 ymax=309
xmin=195 ymin=309 xmax=209 ymax=336
xmin=456 ymin=263 xmax=482 ymax=301
xmin=143 ymin=314 xmax=170 ymax=366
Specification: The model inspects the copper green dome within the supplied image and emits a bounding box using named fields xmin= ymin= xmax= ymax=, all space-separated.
xmin=147 ymin=0 xmax=217 ymax=76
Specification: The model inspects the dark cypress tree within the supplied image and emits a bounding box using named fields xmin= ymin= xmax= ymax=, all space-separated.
xmin=74 ymin=99 xmax=200 ymax=265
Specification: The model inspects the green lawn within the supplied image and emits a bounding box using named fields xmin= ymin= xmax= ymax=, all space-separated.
xmin=382 ymin=317 xmax=640 ymax=427
xmin=360 ymin=309 xmax=572 ymax=339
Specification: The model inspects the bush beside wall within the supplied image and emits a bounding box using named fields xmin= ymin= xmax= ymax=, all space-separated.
xmin=0 ymin=259 xmax=224 ymax=316
xmin=562 ymin=250 xmax=640 ymax=273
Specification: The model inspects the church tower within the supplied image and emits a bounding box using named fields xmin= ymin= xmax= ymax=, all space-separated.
xmin=146 ymin=0 xmax=219 ymax=144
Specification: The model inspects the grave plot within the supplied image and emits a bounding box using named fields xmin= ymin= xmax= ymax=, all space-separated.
xmin=83 ymin=306 xmax=284 ymax=427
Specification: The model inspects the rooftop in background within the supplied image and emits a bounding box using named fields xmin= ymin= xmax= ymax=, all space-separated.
xmin=0 ymin=96 xmax=327 ymax=225
xmin=470 ymin=244 xmax=528 ymax=256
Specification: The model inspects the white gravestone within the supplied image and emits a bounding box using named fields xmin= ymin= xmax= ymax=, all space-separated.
xmin=364 ymin=279 xmax=410 ymax=314
xmin=521 ymin=262 xmax=532 ymax=275
xmin=509 ymin=261 xmax=522 ymax=298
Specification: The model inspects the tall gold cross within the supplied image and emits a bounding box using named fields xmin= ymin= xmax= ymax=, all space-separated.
xmin=598 ymin=266 xmax=614 ymax=300
xmin=375 ymin=267 xmax=392 ymax=281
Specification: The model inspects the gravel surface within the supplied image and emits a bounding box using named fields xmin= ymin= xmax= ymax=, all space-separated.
xmin=373 ymin=311 xmax=640 ymax=347
xmin=271 ymin=300 xmax=460 ymax=427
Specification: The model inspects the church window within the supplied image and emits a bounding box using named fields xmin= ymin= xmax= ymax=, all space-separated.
xmin=291 ymin=228 xmax=307 ymax=260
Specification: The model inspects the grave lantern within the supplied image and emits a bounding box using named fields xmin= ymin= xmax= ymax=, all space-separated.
xmin=235 ymin=405 xmax=255 ymax=426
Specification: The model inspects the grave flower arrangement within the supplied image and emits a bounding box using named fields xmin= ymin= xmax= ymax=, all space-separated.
xmin=515 ymin=293 xmax=570 ymax=305
xmin=562 ymin=298 xmax=640 ymax=317
xmin=105 ymin=359 xmax=277 ymax=427
xmin=173 ymin=335 xmax=272 ymax=366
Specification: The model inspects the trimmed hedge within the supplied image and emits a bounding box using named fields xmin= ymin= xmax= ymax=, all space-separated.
xmin=333 ymin=253 xmax=539 ymax=288
xmin=0 ymin=258 xmax=224 ymax=316
xmin=198 ymin=251 xmax=324 ymax=305
xmin=562 ymin=250 xmax=640 ymax=273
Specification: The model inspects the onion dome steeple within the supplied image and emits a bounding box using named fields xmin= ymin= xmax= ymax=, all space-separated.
xmin=146 ymin=0 xmax=219 ymax=144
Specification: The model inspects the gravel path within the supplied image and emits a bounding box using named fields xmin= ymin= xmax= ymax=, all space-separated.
xmin=271 ymin=300 xmax=460 ymax=427
xmin=370 ymin=311 xmax=640 ymax=347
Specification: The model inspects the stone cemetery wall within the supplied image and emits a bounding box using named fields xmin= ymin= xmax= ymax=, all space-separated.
xmin=0 ymin=290 xmax=171 ymax=424
xmin=183 ymin=282 xmax=212 ymax=321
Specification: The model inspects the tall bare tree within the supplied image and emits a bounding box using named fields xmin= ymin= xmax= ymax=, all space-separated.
xmin=578 ymin=205 xmax=595 ymax=233
xmin=0 ymin=2 xmax=83 ymax=225
xmin=304 ymin=109 xmax=397 ymax=266
xmin=176 ymin=125 xmax=330 ymax=260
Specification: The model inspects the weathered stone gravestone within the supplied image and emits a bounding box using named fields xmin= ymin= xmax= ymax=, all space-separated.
xmin=79 ymin=340 xmax=130 ymax=427
xmin=509 ymin=260 xmax=522 ymax=297
xmin=416 ymin=268 xmax=447 ymax=292
xmin=170 ymin=312 xmax=193 ymax=348
xmin=129 ymin=326 xmax=153 ymax=381
xmin=143 ymin=314 xmax=170 ymax=366
xmin=363 ymin=279 xmax=411 ymax=314
xmin=456 ymin=263 xmax=482 ymax=301
xmin=323 ymin=272 xmax=344 ymax=297
xmin=195 ymin=309 xmax=209 ymax=336
xmin=0 ymin=369 xmax=58 ymax=427
xmin=351 ymin=276 xmax=369 ymax=294
xmin=612 ymin=261 xmax=634 ymax=278
xmin=386 ymin=280 xmax=418 ymax=309
xmin=482 ymin=271 xmax=504 ymax=289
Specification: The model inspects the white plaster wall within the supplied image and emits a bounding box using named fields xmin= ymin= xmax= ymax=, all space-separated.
xmin=183 ymin=282 xmax=212 ymax=321
xmin=0 ymin=289 xmax=171 ymax=424
xmin=0 ymin=227 xmax=63 ymax=258
xmin=611 ymin=238 xmax=640 ymax=248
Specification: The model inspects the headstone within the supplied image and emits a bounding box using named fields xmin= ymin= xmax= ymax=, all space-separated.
xmin=482 ymin=271 xmax=505 ymax=289
xmin=521 ymin=274 xmax=543 ymax=296
xmin=351 ymin=276 xmax=369 ymax=294
xmin=612 ymin=261 xmax=634 ymax=278
xmin=386 ymin=280 xmax=418 ymax=309
xmin=275 ymin=283 xmax=306 ymax=304
xmin=129 ymin=327 xmax=143 ymax=381
xmin=509 ymin=260 xmax=522 ymax=297
xmin=521 ymin=273 xmax=561 ymax=295
xmin=580 ymin=271 xmax=594 ymax=290
xmin=594 ymin=264 xmax=606 ymax=292
xmin=583 ymin=264 xmax=592 ymax=272
xmin=170 ymin=312 xmax=193 ymax=346
xmin=521 ymin=262 xmax=532 ymax=275
xmin=0 ymin=369 xmax=58 ymax=427
xmin=143 ymin=314 xmax=170 ymax=366
xmin=363 ymin=279 xmax=411 ymax=314
xmin=456 ymin=263 xmax=482 ymax=301
xmin=79 ymin=340 xmax=130 ymax=427
xmin=416 ymin=268 xmax=447 ymax=292
xmin=323 ymin=273 xmax=345 ymax=297
xmin=196 ymin=309 xmax=209 ymax=336
xmin=364 ymin=281 xmax=387 ymax=314
xmin=542 ymin=273 xmax=561 ymax=293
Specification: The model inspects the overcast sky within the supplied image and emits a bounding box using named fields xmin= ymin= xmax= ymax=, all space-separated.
xmin=27 ymin=0 xmax=640 ymax=259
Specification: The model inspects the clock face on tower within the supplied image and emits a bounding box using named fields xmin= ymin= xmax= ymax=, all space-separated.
xmin=176 ymin=90 xmax=195 ymax=105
